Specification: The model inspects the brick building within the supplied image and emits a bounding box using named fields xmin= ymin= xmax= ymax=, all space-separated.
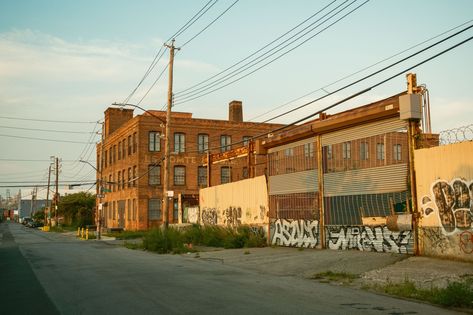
xmin=97 ymin=101 xmax=283 ymax=230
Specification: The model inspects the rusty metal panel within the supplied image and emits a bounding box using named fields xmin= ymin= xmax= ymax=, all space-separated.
xmin=199 ymin=175 xmax=268 ymax=226
xmin=268 ymin=169 xmax=318 ymax=195
xmin=321 ymin=118 xmax=407 ymax=145
xmin=324 ymin=163 xmax=408 ymax=197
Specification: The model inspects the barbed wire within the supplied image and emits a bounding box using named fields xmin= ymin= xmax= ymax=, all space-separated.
xmin=438 ymin=124 xmax=473 ymax=145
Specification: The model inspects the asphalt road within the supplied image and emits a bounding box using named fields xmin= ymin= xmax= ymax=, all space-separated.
xmin=0 ymin=221 xmax=464 ymax=314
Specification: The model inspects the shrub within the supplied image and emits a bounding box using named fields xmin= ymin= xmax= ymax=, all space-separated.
xmin=142 ymin=227 xmax=186 ymax=254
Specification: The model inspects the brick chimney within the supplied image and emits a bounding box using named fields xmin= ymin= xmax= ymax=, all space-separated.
xmin=104 ymin=107 xmax=134 ymax=138
xmin=228 ymin=100 xmax=243 ymax=122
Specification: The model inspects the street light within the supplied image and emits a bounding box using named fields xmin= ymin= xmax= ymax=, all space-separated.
xmin=79 ymin=159 xmax=102 ymax=240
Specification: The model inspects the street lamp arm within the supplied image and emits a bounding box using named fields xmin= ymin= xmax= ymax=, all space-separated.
xmin=79 ymin=159 xmax=98 ymax=172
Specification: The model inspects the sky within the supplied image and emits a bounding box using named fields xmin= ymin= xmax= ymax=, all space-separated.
xmin=0 ymin=0 xmax=472 ymax=201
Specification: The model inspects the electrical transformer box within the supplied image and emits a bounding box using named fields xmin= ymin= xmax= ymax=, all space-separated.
xmin=399 ymin=93 xmax=422 ymax=120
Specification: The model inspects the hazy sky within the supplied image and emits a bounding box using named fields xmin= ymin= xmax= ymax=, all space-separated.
xmin=0 ymin=0 xmax=472 ymax=200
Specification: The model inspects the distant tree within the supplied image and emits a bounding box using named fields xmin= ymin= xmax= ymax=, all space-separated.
xmin=32 ymin=210 xmax=45 ymax=221
xmin=58 ymin=192 xmax=95 ymax=227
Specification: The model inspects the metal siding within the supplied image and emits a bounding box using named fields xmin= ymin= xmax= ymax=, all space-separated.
xmin=324 ymin=164 xmax=408 ymax=196
xmin=268 ymin=169 xmax=318 ymax=195
xmin=268 ymin=137 xmax=315 ymax=153
xmin=321 ymin=118 xmax=407 ymax=145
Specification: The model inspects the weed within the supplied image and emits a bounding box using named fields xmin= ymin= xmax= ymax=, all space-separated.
xmin=312 ymin=271 xmax=359 ymax=284
xmin=244 ymin=250 xmax=251 ymax=255
xmin=124 ymin=241 xmax=143 ymax=250
xmin=372 ymin=279 xmax=473 ymax=308
xmin=105 ymin=230 xmax=146 ymax=240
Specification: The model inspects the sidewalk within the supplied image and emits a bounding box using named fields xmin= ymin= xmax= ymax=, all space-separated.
xmin=185 ymin=247 xmax=473 ymax=289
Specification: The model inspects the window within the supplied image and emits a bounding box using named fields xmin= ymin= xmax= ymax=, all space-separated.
xmin=174 ymin=166 xmax=186 ymax=185
xmin=304 ymin=143 xmax=314 ymax=158
xmin=117 ymin=171 xmax=121 ymax=191
xmin=174 ymin=133 xmax=185 ymax=153
xmin=104 ymin=150 xmax=108 ymax=168
xmin=221 ymin=166 xmax=231 ymax=184
xmin=377 ymin=143 xmax=385 ymax=160
xmin=109 ymin=147 xmax=113 ymax=165
xmin=149 ymin=131 xmax=160 ymax=152
xmin=127 ymin=168 xmax=131 ymax=188
xmin=122 ymin=140 xmax=126 ymax=159
xmin=342 ymin=142 xmax=351 ymax=159
xmin=360 ymin=142 xmax=369 ymax=160
xmin=284 ymin=148 xmax=294 ymax=157
xmin=242 ymin=167 xmax=249 ymax=179
xmin=128 ymin=135 xmax=132 ymax=155
xmin=220 ymin=135 xmax=231 ymax=152
xmin=112 ymin=173 xmax=115 ymax=192
xmin=108 ymin=175 xmax=112 ymax=192
xmin=122 ymin=170 xmax=125 ymax=189
xmin=118 ymin=141 xmax=121 ymax=160
xmin=133 ymin=132 xmax=137 ymax=153
xmin=127 ymin=199 xmax=131 ymax=221
xmin=148 ymin=198 xmax=161 ymax=220
xmin=132 ymin=165 xmax=137 ymax=187
xmin=149 ymin=164 xmax=161 ymax=185
xmin=243 ymin=136 xmax=251 ymax=146
xmin=112 ymin=201 xmax=116 ymax=220
xmin=198 ymin=166 xmax=207 ymax=187
xmin=132 ymin=199 xmax=137 ymax=221
xmin=198 ymin=134 xmax=209 ymax=153
xmin=113 ymin=145 xmax=117 ymax=163
xmin=326 ymin=145 xmax=333 ymax=160
xmin=393 ymin=144 xmax=402 ymax=161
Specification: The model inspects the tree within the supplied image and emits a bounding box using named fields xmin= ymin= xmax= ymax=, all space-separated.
xmin=57 ymin=192 xmax=95 ymax=227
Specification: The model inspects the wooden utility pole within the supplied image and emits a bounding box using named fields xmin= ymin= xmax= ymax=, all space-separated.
xmin=55 ymin=157 xmax=59 ymax=225
xmin=45 ymin=164 xmax=51 ymax=226
xmin=162 ymin=39 xmax=179 ymax=228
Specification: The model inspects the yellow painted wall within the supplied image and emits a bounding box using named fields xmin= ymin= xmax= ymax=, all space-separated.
xmin=199 ymin=175 xmax=268 ymax=226
xmin=414 ymin=141 xmax=473 ymax=261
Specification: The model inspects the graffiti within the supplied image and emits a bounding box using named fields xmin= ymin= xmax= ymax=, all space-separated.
xmin=326 ymin=225 xmax=413 ymax=254
xmin=223 ymin=207 xmax=241 ymax=226
xmin=460 ymin=231 xmax=473 ymax=254
xmin=271 ymin=219 xmax=319 ymax=248
xmin=422 ymin=228 xmax=450 ymax=254
xmin=201 ymin=208 xmax=217 ymax=225
xmin=420 ymin=178 xmax=473 ymax=235
xmin=187 ymin=207 xmax=199 ymax=224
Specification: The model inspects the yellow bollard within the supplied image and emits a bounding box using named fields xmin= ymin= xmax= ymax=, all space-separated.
xmin=81 ymin=228 xmax=84 ymax=239
xmin=86 ymin=228 xmax=89 ymax=240
xmin=77 ymin=227 xmax=80 ymax=237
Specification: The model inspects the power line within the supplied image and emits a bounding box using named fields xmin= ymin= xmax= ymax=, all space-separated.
xmin=175 ymin=0 xmax=337 ymax=96
xmin=169 ymin=0 xmax=219 ymax=40
xmin=174 ymin=0 xmax=368 ymax=105
xmin=0 ymin=126 xmax=96 ymax=134
xmin=0 ymin=159 xmax=94 ymax=162
xmin=0 ymin=133 xmax=97 ymax=144
xmin=181 ymin=0 xmax=240 ymax=48
xmin=251 ymin=35 xmax=473 ymax=140
xmin=0 ymin=115 xmax=99 ymax=124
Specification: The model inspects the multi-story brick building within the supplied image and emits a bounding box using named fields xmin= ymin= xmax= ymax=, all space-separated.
xmin=97 ymin=101 xmax=283 ymax=230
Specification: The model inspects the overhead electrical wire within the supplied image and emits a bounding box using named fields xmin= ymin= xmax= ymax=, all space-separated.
xmin=173 ymin=0 xmax=369 ymax=105
xmin=0 ymin=125 xmax=96 ymax=134
xmin=175 ymin=0 xmax=338 ymax=96
xmin=0 ymin=115 xmax=99 ymax=124
xmin=0 ymin=134 xmax=97 ymax=144
xmin=122 ymin=0 xmax=219 ymax=105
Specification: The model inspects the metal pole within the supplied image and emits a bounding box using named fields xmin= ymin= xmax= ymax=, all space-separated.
xmin=97 ymin=122 xmax=104 ymax=240
xmin=55 ymin=157 xmax=59 ymax=224
xmin=163 ymin=39 xmax=178 ymax=228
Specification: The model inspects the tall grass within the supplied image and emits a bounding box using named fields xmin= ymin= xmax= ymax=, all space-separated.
xmin=141 ymin=225 xmax=267 ymax=254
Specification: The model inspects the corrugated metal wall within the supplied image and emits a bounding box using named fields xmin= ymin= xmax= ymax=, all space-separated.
xmin=415 ymin=141 xmax=473 ymax=261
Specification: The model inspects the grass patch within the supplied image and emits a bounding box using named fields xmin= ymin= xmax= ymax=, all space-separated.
xmin=140 ymin=225 xmax=267 ymax=254
xmin=124 ymin=241 xmax=143 ymax=250
xmin=312 ymin=271 xmax=359 ymax=284
xmin=49 ymin=225 xmax=79 ymax=233
xmin=372 ymin=279 xmax=473 ymax=308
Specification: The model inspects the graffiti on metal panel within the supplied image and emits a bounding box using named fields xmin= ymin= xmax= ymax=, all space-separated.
xmin=201 ymin=208 xmax=217 ymax=225
xmin=271 ymin=219 xmax=319 ymax=248
xmin=223 ymin=207 xmax=241 ymax=226
xmin=420 ymin=178 xmax=473 ymax=235
xmin=326 ymin=225 xmax=413 ymax=254
xmin=460 ymin=231 xmax=473 ymax=254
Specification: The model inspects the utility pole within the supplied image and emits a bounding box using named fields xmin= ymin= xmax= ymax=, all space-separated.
xmin=45 ymin=164 xmax=52 ymax=226
xmin=97 ymin=122 xmax=104 ymax=240
xmin=55 ymin=157 xmax=59 ymax=225
xmin=162 ymin=39 xmax=179 ymax=228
